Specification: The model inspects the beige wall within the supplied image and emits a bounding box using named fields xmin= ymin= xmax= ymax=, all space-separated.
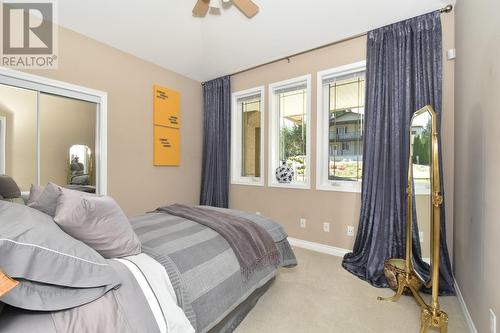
xmin=230 ymin=14 xmax=455 ymax=254
xmin=0 ymin=85 xmax=37 ymax=191
xmin=454 ymin=0 xmax=500 ymax=331
xmin=39 ymin=94 xmax=96 ymax=186
xmin=27 ymin=26 xmax=203 ymax=216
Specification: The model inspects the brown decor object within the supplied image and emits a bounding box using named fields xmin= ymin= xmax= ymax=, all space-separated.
xmin=383 ymin=258 xmax=423 ymax=296
xmin=0 ymin=268 xmax=19 ymax=297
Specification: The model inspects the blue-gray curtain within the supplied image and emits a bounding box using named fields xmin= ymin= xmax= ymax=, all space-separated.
xmin=342 ymin=12 xmax=455 ymax=295
xmin=200 ymin=76 xmax=231 ymax=208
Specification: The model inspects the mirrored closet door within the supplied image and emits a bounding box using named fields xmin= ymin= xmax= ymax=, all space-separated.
xmin=39 ymin=93 xmax=97 ymax=193
xmin=0 ymin=74 xmax=104 ymax=194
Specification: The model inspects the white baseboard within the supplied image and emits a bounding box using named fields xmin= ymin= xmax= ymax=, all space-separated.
xmin=454 ymin=278 xmax=478 ymax=333
xmin=287 ymin=237 xmax=349 ymax=257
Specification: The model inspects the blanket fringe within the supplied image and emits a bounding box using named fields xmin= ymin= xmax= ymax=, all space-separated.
xmin=241 ymin=249 xmax=280 ymax=281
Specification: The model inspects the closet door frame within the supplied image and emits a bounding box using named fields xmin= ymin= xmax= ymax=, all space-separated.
xmin=0 ymin=67 xmax=108 ymax=195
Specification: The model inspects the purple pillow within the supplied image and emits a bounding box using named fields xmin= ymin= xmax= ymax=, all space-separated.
xmin=54 ymin=189 xmax=141 ymax=258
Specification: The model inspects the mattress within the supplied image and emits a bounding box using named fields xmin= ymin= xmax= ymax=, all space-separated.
xmin=131 ymin=208 xmax=297 ymax=333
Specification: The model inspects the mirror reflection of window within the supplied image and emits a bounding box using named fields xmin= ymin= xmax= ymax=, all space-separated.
xmin=410 ymin=110 xmax=432 ymax=262
xmin=411 ymin=112 xmax=432 ymax=189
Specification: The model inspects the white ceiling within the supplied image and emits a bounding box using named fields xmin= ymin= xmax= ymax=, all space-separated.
xmin=57 ymin=0 xmax=454 ymax=82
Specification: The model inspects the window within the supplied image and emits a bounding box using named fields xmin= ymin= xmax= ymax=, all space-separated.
xmin=316 ymin=61 xmax=366 ymax=192
xmin=269 ymin=75 xmax=311 ymax=188
xmin=231 ymin=86 xmax=265 ymax=186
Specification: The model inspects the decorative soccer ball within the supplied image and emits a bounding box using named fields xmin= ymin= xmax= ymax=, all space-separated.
xmin=275 ymin=163 xmax=294 ymax=183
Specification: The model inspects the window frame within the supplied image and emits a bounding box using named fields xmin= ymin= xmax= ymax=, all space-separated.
xmin=268 ymin=74 xmax=312 ymax=189
xmin=230 ymin=86 xmax=265 ymax=186
xmin=316 ymin=61 xmax=366 ymax=193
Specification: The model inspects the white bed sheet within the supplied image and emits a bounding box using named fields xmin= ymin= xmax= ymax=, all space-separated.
xmin=115 ymin=253 xmax=194 ymax=333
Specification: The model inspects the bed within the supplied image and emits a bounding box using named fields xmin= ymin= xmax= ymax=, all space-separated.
xmin=0 ymin=198 xmax=297 ymax=333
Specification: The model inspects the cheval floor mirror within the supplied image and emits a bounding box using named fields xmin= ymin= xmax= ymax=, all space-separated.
xmin=378 ymin=105 xmax=448 ymax=333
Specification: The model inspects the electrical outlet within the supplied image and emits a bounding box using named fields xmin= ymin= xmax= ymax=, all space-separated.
xmin=490 ymin=309 xmax=497 ymax=333
xmin=347 ymin=226 xmax=354 ymax=237
xmin=299 ymin=218 xmax=306 ymax=229
xmin=419 ymin=231 xmax=424 ymax=243
xmin=255 ymin=211 xmax=261 ymax=215
xmin=323 ymin=222 xmax=330 ymax=233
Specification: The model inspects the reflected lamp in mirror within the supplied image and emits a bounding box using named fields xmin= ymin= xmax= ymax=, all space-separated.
xmin=68 ymin=145 xmax=93 ymax=186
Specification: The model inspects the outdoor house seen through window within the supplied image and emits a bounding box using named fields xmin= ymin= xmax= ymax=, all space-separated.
xmin=411 ymin=111 xmax=432 ymax=194
xmin=231 ymin=87 xmax=264 ymax=185
xmin=317 ymin=61 xmax=365 ymax=191
xmin=269 ymin=76 xmax=311 ymax=188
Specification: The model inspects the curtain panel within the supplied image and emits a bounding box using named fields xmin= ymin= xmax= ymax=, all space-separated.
xmin=342 ymin=11 xmax=455 ymax=295
xmin=200 ymin=76 xmax=231 ymax=208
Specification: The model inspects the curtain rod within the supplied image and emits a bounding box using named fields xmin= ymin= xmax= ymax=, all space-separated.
xmin=210 ymin=4 xmax=452 ymax=80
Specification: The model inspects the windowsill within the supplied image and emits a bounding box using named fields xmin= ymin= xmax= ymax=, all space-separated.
xmin=231 ymin=178 xmax=264 ymax=187
xmin=316 ymin=182 xmax=362 ymax=193
xmin=268 ymin=181 xmax=310 ymax=190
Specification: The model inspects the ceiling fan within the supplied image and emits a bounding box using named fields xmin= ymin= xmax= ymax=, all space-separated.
xmin=193 ymin=0 xmax=259 ymax=18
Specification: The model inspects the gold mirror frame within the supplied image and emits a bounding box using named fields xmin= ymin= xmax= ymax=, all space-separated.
xmin=378 ymin=105 xmax=448 ymax=333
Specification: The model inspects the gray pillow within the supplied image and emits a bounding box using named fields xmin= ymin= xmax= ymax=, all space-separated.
xmin=27 ymin=184 xmax=44 ymax=204
xmin=0 ymin=176 xmax=21 ymax=199
xmin=0 ymin=201 xmax=121 ymax=311
xmin=54 ymin=190 xmax=141 ymax=258
xmin=27 ymin=182 xmax=61 ymax=216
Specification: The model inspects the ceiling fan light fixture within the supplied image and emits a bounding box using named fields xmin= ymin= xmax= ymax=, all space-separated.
xmin=209 ymin=0 xmax=222 ymax=9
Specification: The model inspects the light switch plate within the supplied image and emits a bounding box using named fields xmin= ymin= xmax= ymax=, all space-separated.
xmin=323 ymin=222 xmax=330 ymax=233
xmin=447 ymin=48 xmax=456 ymax=60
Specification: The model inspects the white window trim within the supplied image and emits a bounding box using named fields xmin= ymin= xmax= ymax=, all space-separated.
xmin=0 ymin=67 xmax=108 ymax=195
xmin=316 ymin=61 xmax=366 ymax=193
xmin=268 ymin=74 xmax=311 ymax=190
xmin=230 ymin=86 xmax=265 ymax=186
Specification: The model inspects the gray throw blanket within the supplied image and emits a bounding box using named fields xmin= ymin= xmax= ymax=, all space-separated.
xmin=156 ymin=204 xmax=280 ymax=279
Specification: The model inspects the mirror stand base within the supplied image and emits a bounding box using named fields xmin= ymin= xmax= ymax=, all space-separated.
xmin=420 ymin=307 xmax=448 ymax=333
xmin=378 ymin=270 xmax=426 ymax=307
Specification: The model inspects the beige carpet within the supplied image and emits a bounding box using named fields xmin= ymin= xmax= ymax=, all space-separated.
xmin=235 ymin=247 xmax=468 ymax=333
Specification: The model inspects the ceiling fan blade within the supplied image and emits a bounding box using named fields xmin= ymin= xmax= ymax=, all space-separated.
xmin=193 ymin=0 xmax=210 ymax=17
xmin=232 ymin=0 xmax=259 ymax=18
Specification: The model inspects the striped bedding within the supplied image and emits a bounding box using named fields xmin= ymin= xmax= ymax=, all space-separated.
xmin=130 ymin=207 xmax=297 ymax=333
